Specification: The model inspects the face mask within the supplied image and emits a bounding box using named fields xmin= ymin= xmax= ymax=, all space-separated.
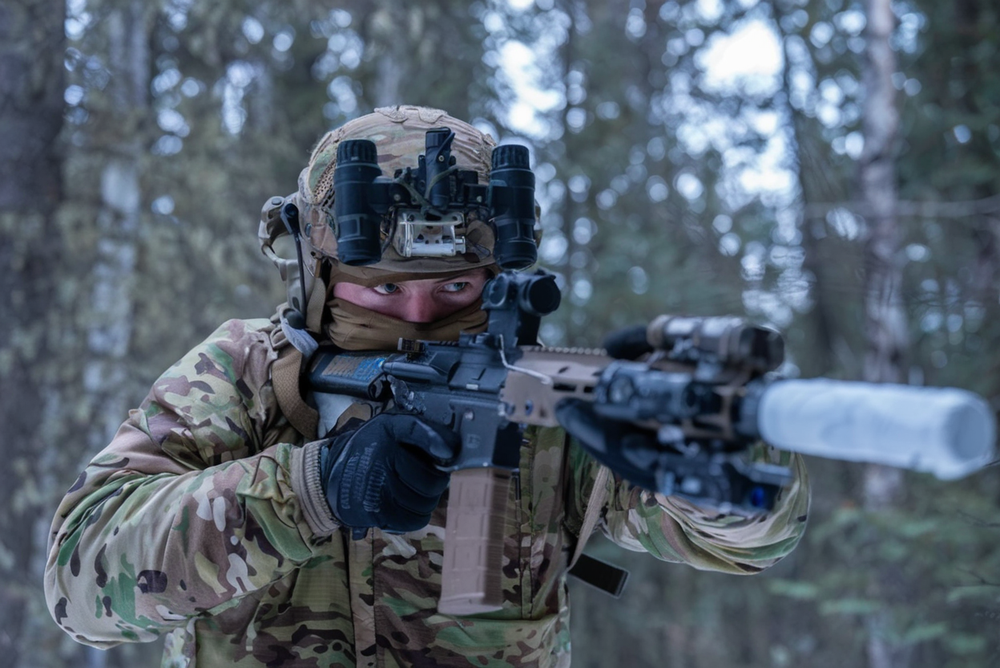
xmin=325 ymin=298 xmax=488 ymax=351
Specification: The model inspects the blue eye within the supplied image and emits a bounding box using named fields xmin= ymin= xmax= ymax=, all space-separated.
xmin=442 ymin=282 xmax=469 ymax=293
xmin=374 ymin=283 xmax=399 ymax=295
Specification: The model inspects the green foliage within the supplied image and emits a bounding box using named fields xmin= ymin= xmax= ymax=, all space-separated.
xmin=761 ymin=465 xmax=1000 ymax=666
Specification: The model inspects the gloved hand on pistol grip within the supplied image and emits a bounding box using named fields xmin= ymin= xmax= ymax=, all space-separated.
xmin=555 ymin=398 xmax=663 ymax=493
xmin=319 ymin=412 xmax=460 ymax=533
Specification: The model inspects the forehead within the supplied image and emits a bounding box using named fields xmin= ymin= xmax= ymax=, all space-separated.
xmin=335 ymin=267 xmax=492 ymax=290
xmin=389 ymin=268 xmax=492 ymax=286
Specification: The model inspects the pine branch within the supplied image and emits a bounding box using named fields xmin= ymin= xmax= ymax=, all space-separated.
xmin=954 ymin=568 xmax=1000 ymax=588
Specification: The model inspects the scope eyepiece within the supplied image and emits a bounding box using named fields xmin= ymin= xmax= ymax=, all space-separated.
xmin=483 ymin=271 xmax=560 ymax=316
xmin=490 ymin=145 xmax=537 ymax=270
xmin=333 ymin=139 xmax=384 ymax=266
xmin=520 ymin=273 xmax=561 ymax=316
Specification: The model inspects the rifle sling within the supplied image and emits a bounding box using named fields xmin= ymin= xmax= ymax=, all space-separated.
xmin=271 ymin=275 xmax=327 ymax=441
xmin=567 ymin=553 xmax=630 ymax=598
xmin=566 ymin=464 xmax=630 ymax=597
xmin=272 ymin=345 xmax=320 ymax=440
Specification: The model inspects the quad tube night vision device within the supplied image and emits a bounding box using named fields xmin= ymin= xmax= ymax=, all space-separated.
xmin=332 ymin=127 xmax=538 ymax=269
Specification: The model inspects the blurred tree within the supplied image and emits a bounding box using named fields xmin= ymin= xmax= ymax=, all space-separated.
xmin=858 ymin=0 xmax=911 ymax=665
xmin=351 ymin=0 xmax=497 ymax=121
xmin=0 ymin=1 xmax=68 ymax=666
xmin=507 ymin=0 xmax=753 ymax=350
xmin=897 ymin=0 xmax=1000 ymax=397
xmin=558 ymin=1 xmax=1000 ymax=667
xmin=773 ymin=0 xmax=866 ymax=381
xmin=765 ymin=1 xmax=1000 ymax=667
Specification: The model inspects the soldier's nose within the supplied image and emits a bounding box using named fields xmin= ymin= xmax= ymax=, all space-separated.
xmin=399 ymin=293 xmax=442 ymax=323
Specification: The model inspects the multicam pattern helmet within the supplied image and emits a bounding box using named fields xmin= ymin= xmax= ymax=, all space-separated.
xmin=299 ymin=105 xmax=500 ymax=284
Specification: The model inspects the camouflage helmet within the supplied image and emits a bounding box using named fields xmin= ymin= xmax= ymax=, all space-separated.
xmin=298 ymin=105 xmax=501 ymax=285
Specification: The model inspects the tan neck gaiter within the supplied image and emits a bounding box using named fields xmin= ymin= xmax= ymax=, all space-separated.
xmin=326 ymin=298 xmax=489 ymax=351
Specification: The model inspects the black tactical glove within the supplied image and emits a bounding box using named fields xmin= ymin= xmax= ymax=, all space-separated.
xmin=319 ymin=412 xmax=459 ymax=533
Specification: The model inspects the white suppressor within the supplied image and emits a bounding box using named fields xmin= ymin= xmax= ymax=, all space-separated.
xmin=758 ymin=379 xmax=996 ymax=480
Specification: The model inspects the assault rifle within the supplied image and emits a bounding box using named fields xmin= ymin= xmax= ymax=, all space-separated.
xmin=306 ymin=269 xmax=996 ymax=615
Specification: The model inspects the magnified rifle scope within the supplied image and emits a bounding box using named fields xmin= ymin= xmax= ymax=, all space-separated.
xmin=331 ymin=128 xmax=538 ymax=269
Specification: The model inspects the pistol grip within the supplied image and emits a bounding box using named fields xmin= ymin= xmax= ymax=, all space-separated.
xmin=438 ymin=468 xmax=510 ymax=615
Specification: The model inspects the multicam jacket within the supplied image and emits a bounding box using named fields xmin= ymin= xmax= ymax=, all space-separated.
xmin=45 ymin=318 xmax=809 ymax=668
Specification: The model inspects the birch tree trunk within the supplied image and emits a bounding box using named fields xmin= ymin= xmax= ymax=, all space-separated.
xmin=0 ymin=1 xmax=66 ymax=666
xmin=85 ymin=1 xmax=149 ymax=449
xmin=861 ymin=0 xmax=906 ymax=389
xmin=859 ymin=0 xmax=911 ymax=666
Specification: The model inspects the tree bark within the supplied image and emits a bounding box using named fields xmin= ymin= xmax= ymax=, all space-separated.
xmin=776 ymin=12 xmax=839 ymax=377
xmin=859 ymin=0 xmax=911 ymax=666
xmin=83 ymin=1 xmax=150 ymax=450
xmin=0 ymin=0 xmax=65 ymax=209
xmin=861 ymin=0 xmax=906 ymax=388
xmin=356 ymin=0 xmax=416 ymax=108
xmin=0 ymin=1 xmax=65 ymax=666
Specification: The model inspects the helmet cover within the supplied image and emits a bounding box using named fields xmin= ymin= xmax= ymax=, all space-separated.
xmin=299 ymin=105 xmax=500 ymax=285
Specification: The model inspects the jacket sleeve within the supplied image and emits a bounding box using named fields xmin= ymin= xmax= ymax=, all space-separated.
xmin=568 ymin=439 xmax=810 ymax=574
xmin=44 ymin=320 xmax=338 ymax=648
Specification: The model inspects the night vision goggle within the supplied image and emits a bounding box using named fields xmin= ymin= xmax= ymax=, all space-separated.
xmin=331 ymin=127 xmax=538 ymax=270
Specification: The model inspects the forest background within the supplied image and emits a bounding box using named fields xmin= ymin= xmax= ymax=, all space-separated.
xmin=1 ymin=0 xmax=998 ymax=667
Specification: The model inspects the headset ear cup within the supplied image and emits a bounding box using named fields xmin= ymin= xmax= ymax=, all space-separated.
xmin=258 ymin=192 xmax=327 ymax=333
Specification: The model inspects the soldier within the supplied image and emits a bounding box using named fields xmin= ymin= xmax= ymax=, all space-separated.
xmin=45 ymin=105 xmax=809 ymax=667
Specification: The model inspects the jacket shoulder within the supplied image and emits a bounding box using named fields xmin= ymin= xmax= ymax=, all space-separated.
xmin=140 ymin=317 xmax=287 ymax=463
